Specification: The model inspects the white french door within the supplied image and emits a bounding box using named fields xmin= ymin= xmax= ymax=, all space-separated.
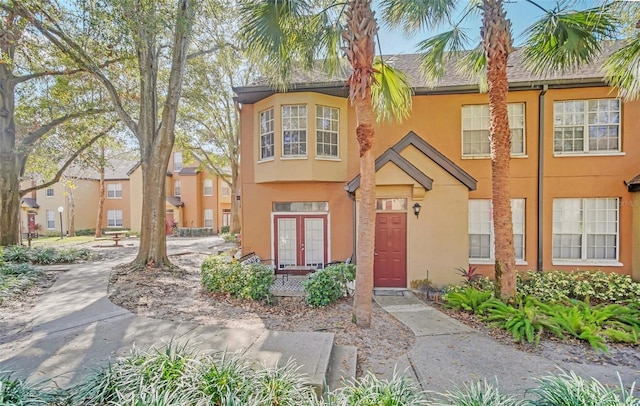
xmin=274 ymin=214 xmax=327 ymax=269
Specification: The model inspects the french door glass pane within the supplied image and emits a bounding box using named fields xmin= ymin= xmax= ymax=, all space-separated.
xmin=277 ymin=218 xmax=297 ymax=268
xmin=304 ymin=218 xmax=324 ymax=268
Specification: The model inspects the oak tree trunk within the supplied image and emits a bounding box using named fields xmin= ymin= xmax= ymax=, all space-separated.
xmin=0 ymin=65 xmax=20 ymax=246
xmin=481 ymin=0 xmax=517 ymax=300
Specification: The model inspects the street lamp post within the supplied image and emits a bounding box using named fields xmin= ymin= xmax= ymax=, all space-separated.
xmin=58 ymin=206 xmax=64 ymax=239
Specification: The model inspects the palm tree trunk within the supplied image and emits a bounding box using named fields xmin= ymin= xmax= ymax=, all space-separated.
xmin=344 ymin=0 xmax=378 ymax=328
xmin=481 ymin=0 xmax=517 ymax=300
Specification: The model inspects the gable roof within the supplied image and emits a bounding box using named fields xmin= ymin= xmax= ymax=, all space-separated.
xmin=234 ymin=41 xmax=624 ymax=104
xmin=627 ymin=173 xmax=640 ymax=192
xmin=346 ymin=131 xmax=476 ymax=193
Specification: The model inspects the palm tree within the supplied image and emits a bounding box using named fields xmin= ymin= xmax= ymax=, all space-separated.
xmin=382 ymin=0 xmax=616 ymax=301
xmin=240 ymin=0 xmax=412 ymax=327
xmin=604 ymin=2 xmax=640 ymax=101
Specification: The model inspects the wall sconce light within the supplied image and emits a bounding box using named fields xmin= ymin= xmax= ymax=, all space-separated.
xmin=412 ymin=202 xmax=422 ymax=219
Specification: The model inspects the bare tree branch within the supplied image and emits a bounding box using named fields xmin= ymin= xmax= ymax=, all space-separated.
xmin=19 ymin=108 xmax=107 ymax=150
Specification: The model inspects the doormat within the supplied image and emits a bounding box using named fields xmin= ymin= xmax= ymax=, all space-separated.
xmin=374 ymin=290 xmax=405 ymax=296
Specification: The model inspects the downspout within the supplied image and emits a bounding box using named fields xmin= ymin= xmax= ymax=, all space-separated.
xmin=537 ymin=85 xmax=548 ymax=272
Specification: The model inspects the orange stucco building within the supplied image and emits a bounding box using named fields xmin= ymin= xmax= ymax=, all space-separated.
xmin=235 ymin=45 xmax=640 ymax=288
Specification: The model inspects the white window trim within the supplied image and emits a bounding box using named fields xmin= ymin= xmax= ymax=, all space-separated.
xmin=174 ymin=152 xmax=183 ymax=172
xmin=468 ymin=198 xmax=526 ymax=263
xmin=461 ymin=103 xmax=526 ymax=158
xmin=46 ymin=210 xmax=55 ymax=229
xmin=553 ymin=99 xmax=621 ymax=155
xmin=281 ymin=104 xmax=308 ymax=158
xmin=106 ymin=183 xmax=122 ymax=199
xmin=174 ymin=180 xmax=181 ymax=197
xmin=552 ymin=197 xmax=620 ymax=263
xmin=203 ymin=179 xmax=213 ymax=196
xmin=204 ymin=209 xmax=214 ymax=228
xmin=259 ymin=108 xmax=275 ymax=161
xmin=107 ymin=210 xmax=123 ymax=227
xmin=316 ymin=105 xmax=340 ymax=159
xmin=45 ymin=188 xmax=54 ymax=198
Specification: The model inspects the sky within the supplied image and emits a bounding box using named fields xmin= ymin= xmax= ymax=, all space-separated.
xmin=376 ymin=0 xmax=601 ymax=55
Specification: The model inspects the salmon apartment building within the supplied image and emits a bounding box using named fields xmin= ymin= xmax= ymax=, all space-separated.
xmin=235 ymin=43 xmax=640 ymax=288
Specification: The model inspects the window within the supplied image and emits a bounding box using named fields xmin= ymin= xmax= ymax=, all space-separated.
xmin=174 ymin=180 xmax=181 ymax=197
xmin=174 ymin=152 xmax=183 ymax=172
xmin=469 ymin=199 xmax=525 ymax=261
xmin=260 ymin=108 xmax=274 ymax=160
xmin=107 ymin=183 xmax=122 ymax=199
xmin=46 ymin=188 xmax=54 ymax=197
xmin=316 ymin=106 xmax=339 ymax=158
xmin=204 ymin=209 xmax=214 ymax=228
xmin=107 ymin=210 xmax=123 ymax=227
xmin=203 ymin=179 xmax=213 ymax=196
xmin=553 ymin=99 xmax=620 ymax=154
xmin=462 ymin=103 xmax=525 ymax=157
xmin=553 ymin=198 xmax=618 ymax=262
xmin=221 ymin=184 xmax=230 ymax=197
xmin=375 ymin=198 xmax=407 ymax=211
xmin=282 ymin=105 xmax=307 ymax=156
xmin=222 ymin=209 xmax=231 ymax=227
xmin=46 ymin=210 xmax=55 ymax=229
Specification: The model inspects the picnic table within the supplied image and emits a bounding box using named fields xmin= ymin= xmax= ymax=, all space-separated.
xmin=104 ymin=230 xmax=126 ymax=246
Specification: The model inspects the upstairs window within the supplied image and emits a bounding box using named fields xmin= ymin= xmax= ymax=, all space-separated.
xmin=316 ymin=106 xmax=339 ymax=158
xmin=553 ymin=99 xmax=620 ymax=154
xmin=221 ymin=184 xmax=230 ymax=197
xmin=462 ymin=103 xmax=525 ymax=157
xmin=260 ymin=108 xmax=274 ymax=160
xmin=107 ymin=183 xmax=122 ymax=199
xmin=174 ymin=152 xmax=183 ymax=172
xmin=46 ymin=187 xmax=54 ymax=197
xmin=282 ymin=105 xmax=307 ymax=157
xmin=174 ymin=180 xmax=181 ymax=197
xmin=203 ymin=179 xmax=213 ymax=196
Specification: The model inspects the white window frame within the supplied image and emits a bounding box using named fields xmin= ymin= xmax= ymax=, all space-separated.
xmin=260 ymin=108 xmax=275 ymax=161
xmin=282 ymin=104 xmax=307 ymax=157
xmin=107 ymin=210 xmax=123 ymax=227
xmin=469 ymin=199 xmax=526 ymax=264
xmin=316 ymin=105 xmax=339 ymax=159
xmin=203 ymin=179 xmax=213 ymax=196
xmin=45 ymin=187 xmax=54 ymax=197
xmin=553 ymin=99 xmax=621 ymax=155
xmin=461 ymin=103 xmax=526 ymax=158
xmin=46 ymin=210 xmax=55 ymax=229
xmin=221 ymin=183 xmax=230 ymax=197
xmin=552 ymin=198 xmax=621 ymax=266
xmin=204 ymin=208 xmax=214 ymax=228
xmin=222 ymin=209 xmax=231 ymax=227
xmin=174 ymin=152 xmax=183 ymax=172
xmin=106 ymin=183 xmax=122 ymax=199
xmin=174 ymin=180 xmax=181 ymax=197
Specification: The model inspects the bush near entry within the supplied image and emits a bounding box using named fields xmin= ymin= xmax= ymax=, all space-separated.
xmin=200 ymin=254 xmax=274 ymax=301
xmin=303 ymin=263 xmax=355 ymax=308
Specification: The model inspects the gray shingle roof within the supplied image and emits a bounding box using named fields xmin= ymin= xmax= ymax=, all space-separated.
xmin=235 ymin=41 xmax=624 ymax=103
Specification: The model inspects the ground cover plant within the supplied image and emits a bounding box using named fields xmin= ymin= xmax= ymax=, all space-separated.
xmin=0 ymin=245 xmax=95 ymax=265
xmin=443 ymin=270 xmax=640 ymax=350
xmin=0 ymin=261 xmax=43 ymax=304
xmin=2 ymin=343 xmax=638 ymax=405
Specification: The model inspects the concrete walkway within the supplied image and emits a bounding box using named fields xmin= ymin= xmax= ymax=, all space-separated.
xmin=374 ymin=290 xmax=640 ymax=397
xmin=0 ymin=241 xmax=334 ymax=396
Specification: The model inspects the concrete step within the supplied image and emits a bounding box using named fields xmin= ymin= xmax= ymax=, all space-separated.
xmin=325 ymin=345 xmax=358 ymax=393
xmin=244 ymin=330 xmax=335 ymax=398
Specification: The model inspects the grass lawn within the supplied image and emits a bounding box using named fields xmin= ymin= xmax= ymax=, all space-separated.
xmin=29 ymin=236 xmax=96 ymax=247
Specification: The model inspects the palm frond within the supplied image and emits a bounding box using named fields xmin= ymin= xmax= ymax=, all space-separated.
xmin=521 ymin=5 xmax=618 ymax=76
xmin=371 ymin=59 xmax=413 ymax=123
xmin=604 ymin=37 xmax=640 ymax=101
xmin=239 ymin=0 xmax=319 ymax=90
xmin=455 ymin=45 xmax=488 ymax=92
xmin=380 ymin=0 xmax=458 ymax=32
xmin=416 ymin=26 xmax=471 ymax=86
xmin=315 ymin=9 xmax=344 ymax=78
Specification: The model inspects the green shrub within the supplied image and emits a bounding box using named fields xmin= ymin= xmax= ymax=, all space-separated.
xmin=220 ymin=225 xmax=230 ymax=234
xmin=201 ymin=255 xmax=274 ymax=301
xmin=302 ymin=263 xmax=355 ymax=308
xmin=433 ymin=379 xmax=526 ymax=406
xmin=30 ymin=247 xmax=60 ymax=265
xmin=220 ymin=232 xmax=237 ymax=243
xmin=75 ymin=228 xmax=96 ymax=236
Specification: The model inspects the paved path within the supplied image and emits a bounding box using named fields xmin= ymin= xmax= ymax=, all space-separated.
xmin=374 ymin=291 xmax=640 ymax=397
xmin=0 ymin=237 xmax=333 ymax=395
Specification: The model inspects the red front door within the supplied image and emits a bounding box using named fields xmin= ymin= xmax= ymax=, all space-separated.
xmin=27 ymin=213 xmax=37 ymax=233
xmin=165 ymin=211 xmax=175 ymax=235
xmin=374 ymin=213 xmax=407 ymax=288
